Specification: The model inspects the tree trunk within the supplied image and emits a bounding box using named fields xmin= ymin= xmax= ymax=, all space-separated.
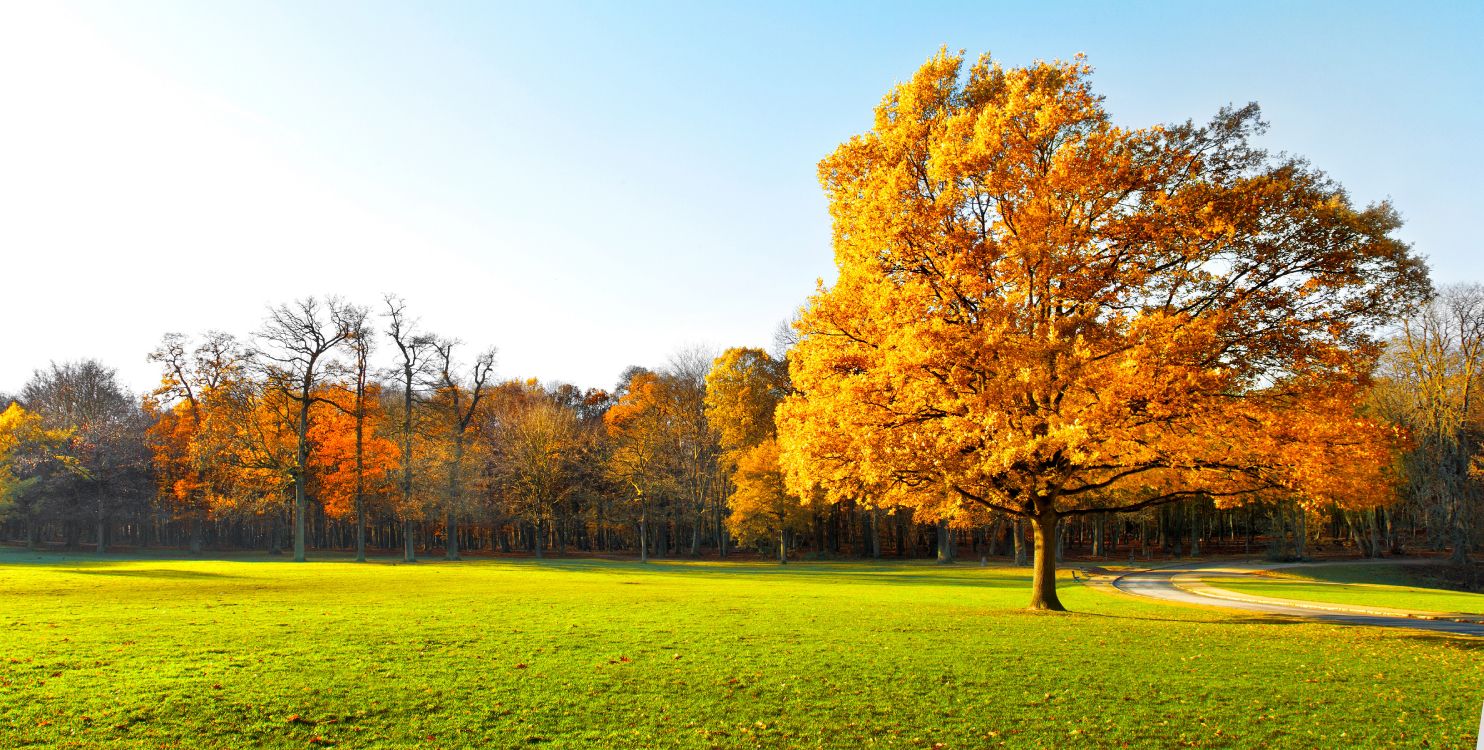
xmin=1013 ymin=519 xmax=1028 ymax=566
xmin=638 ymin=511 xmax=648 ymax=563
xmin=446 ymin=437 xmax=462 ymax=561
xmin=1382 ymin=506 xmax=1396 ymax=553
xmin=1294 ymin=506 xmax=1308 ymax=559
xmin=1450 ymin=518 xmax=1470 ymax=565
xmin=778 ymin=528 xmax=787 ymax=565
xmin=1028 ymin=514 xmax=1064 ymax=611
xmin=690 ymin=510 xmax=701 ymax=557
xmin=1189 ymin=503 xmax=1201 ymax=557
xmin=403 ymin=519 xmax=417 ymax=562
xmin=870 ymin=507 xmax=881 ymax=559
xmin=293 ymin=396 xmax=310 ymax=563
xmin=1244 ymin=506 xmax=1255 ymax=554
xmin=936 ymin=518 xmax=952 ymax=563
xmin=354 ymin=406 xmax=366 ymax=563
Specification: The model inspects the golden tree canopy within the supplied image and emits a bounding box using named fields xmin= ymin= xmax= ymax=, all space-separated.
xmin=704 ymin=347 xmax=789 ymax=455
xmin=777 ymin=50 xmax=1427 ymax=607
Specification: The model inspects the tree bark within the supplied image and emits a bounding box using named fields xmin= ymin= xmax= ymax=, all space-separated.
xmin=1013 ymin=519 xmax=1028 ymax=566
xmin=690 ymin=510 xmax=701 ymax=557
xmin=446 ymin=436 xmax=462 ymax=561
xmin=292 ymin=386 xmax=311 ymax=562
xmin=1028 ymin=514 xmax=1064 ymax=611
xmin=1092 ymin=513 xmax=1104 ymax=558
xmin=936 ymin=518 xmax=952 ymax=563
xmin=638 ymin=511 xmax=648 ymax=563
xmin=1294 ymin=506 xmax=1308 ymax=559
xmin=869 ymin=507 xmax=881 ymax=559
xmin=354 ymin=403 xmax=366 ymax=563
xmin=1189 ymin=502 xmax=1201 ymax=557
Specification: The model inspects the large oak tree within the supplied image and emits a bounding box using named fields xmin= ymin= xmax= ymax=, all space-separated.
xmin=778 ymin=51 xmax=1428 ymax=610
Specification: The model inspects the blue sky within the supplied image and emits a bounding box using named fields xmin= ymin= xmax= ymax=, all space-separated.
xmin=0 ymin=1 xmax=1478 ymax=395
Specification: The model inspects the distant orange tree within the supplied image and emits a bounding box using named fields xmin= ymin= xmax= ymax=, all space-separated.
xmin=704 ymin=347 xmax=807 ymax=562
xmin=306 ymin=384 xmax=399 ymax=523
xmin=778 ymin=50 xmax=1429 ymax=610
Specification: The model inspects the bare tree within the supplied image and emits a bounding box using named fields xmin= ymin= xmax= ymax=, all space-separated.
xmin=253 ymin=296 xmax=364 ymax=562
xmin=21 ymin=360 xmax=150 ymax=553
xmin=1378 ymin=284 xmax=1484 ymax=563
xmin=148 ymin=333 xmax=207 ymax=552
xmin=491 ymin=386 xmax=583 ymax=559
xmin=325 ymin=316 xmax=376 ymax=562
xmin=665 ymin=346 xmax=719 ymax=556
xmin=384 ymin=295 xmax=434 ymax=562
xmin=429 ymin=338 xmax=496 ymax=561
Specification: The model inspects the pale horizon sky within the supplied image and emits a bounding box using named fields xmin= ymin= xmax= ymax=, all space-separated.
xmin=1 ymin=1 xmax=1479 ymax=398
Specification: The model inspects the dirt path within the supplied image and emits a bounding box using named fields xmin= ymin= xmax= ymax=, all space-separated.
xmin=1110 ymin=561 xmax=1484 ymax=637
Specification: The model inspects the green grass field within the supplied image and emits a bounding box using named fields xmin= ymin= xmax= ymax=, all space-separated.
xmin=1 ymin=551 xmax=1480 ymax=748
xmin=1206 ymin=563 xmax=1484 ymax=616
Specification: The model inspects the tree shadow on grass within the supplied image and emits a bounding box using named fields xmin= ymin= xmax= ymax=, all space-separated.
xmin=1073 ymin=608 xmax=1484 ymax=647
xmin=1069 ymin=609 xmax=1314 ymax=627
xmin=525 ymin=558 xmax=1038 ymax=588
xmin=68 ymin=568 xmax=241 ymax=580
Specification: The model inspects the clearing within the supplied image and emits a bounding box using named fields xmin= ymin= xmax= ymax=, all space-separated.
xmin=0 ymin=550 xmax=1480 ymax=748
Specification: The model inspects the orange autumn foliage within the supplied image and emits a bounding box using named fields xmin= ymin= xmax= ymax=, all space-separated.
xmin=307 ymin=384 xmax=400 ymax=520
xmin=777 ymin=50 xmax=1429 ymax=609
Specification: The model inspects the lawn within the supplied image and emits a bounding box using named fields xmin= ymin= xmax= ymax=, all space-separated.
xmin=0 ymin=551 xmax=1480 ymax=749
xmin=1205 ymin=563 xmax=1484 ymax=616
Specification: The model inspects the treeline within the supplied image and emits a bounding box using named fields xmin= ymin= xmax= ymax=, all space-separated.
xmin=0 ymin=288 xmax=1480 ymax=565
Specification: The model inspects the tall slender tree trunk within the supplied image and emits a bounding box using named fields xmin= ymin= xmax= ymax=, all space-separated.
xmin=293 ymin=395 xmax=310 ymax=563
xmin=445 ymin=435 xmax=462 ymax=560
xmin=717 ymin=499 xmax=728 ymax=558
xmin=691 ymin=512 xmax=701 ymax=557
xmin=638 ymin=508 xmax=648 ymax=563
xmin=1028 ymin=514 xmax=1064 ymax=611
xmin=870 ymin=507 xmax=881 ymax=559
xmin=1294 ymin=505 xmax=1308 ymax=559
xmin=400 ymin=359 xmax=417 ymax=563
xmin=1013 ymin=519 xmax=1028 ymax=566
xmin=1189 ymin=502 xmax=1201 ymax=557
xmin=354 ymin=421 xmax=366 ymax=563
xmin=1244 ymin=506 xmax=1255 ymax=554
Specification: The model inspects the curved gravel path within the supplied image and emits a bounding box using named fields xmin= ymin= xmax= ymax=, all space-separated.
xmin=1111 ymin=563 xmax=1484 ymax=637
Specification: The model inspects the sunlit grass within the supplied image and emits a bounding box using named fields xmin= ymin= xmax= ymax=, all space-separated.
xmin=1206 ymin=563 xmax=1484 ymax=616
xmin=0 ymin=550 xmax=1480 ymax=748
